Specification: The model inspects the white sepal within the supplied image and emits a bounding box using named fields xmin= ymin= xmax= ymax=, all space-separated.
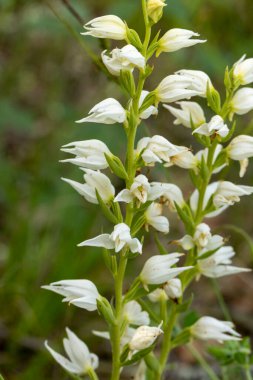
xmin=231 ymin=88 xmax=253 ymax=118
xmin=140 ymin=253 xmax=192 ymax=286
xmin=129 ymin=324 xmax=163 ymax=351
xmin=82 ymin=15 xmax=127 ymax=40
xmin=45 ymin=328 xmax=99 ymax=375
xmin=163 ymin=101 xmax=205 ymax=128
xmin=102 ymin=44 xmax=145 ymax=76
xmin=157 ymin=28 xmax=206 ymax=55
xmin=164 ymin=278 xmax=182 ymax=299
xmin=191 ymin=316 xmax=241 ymax=343
xmin=76 ymin=98 xmax=126 ymax=125
xmin=62 ymin=169 xmax=115 ymax=204
xmin=145 ymin=203 xmax=169 ymax=234
xmin=233 ymin=55 xmax=253 ymax=85
xmin=78 ymin=223 xmax=142 ymax=254
xmin=198 ymin=245 xmax=251 ymax=278
xmin=60 ymin=139 xmax=111 ymax=170
xmin=123 ymin=301 xmax=150 ymax=326
xmin=42 ymin=279 xmax=100 ymax=311
xmin=193 ymin=115 xmax=229 ymax=138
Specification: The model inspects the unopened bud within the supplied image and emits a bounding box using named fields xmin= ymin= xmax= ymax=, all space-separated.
xmin=147 ymin=0 xmax=166 ymax=24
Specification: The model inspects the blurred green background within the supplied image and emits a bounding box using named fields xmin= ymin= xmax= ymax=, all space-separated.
xmin=1 ymin=0 xmax=253 ymax=379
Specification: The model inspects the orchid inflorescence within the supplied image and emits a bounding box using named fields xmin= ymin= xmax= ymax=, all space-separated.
xmin=43 ymin=1 xmax=253 ymax=379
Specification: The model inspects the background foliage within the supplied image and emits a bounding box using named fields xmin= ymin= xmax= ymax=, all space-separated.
xmin=0 ymin=0 xmax=253 ymax=379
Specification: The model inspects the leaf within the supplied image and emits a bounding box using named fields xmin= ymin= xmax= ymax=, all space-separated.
xmin=105 ymin=153 xmax=129 ymax=181
xmin=121 ymin=344 xmax=156 ymax=366
xmin=95 ymin=190 xmax=118 ymax=224
xmin=119 ymin=69 xmax=136 ymax=97
xmin=171 ymin=328 xmax=191 ymax=348
xmin=175 ymin=203 xmax=195 ymax=234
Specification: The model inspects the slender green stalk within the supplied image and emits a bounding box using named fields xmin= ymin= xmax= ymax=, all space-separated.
xmin=155 ymin=304 xmax=177 ymax=379
xmin=245 ymin=368 xmax=253 ymax=380
xmin=87 ymin=367 xmax=99 ymax=380
xmin=110 ymin=5 xmax=152 ymax=377
xmin=211 ymin=279 xmax=231 ymax=321
xmin=188 ymin=344 xmax=220 ymax=380
xmin=110 ymin=255 xmax=127 ymax=380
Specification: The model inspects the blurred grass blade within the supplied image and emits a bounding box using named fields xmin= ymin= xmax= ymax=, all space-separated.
xmin=219 ymin=224 xmax=253 ymax=261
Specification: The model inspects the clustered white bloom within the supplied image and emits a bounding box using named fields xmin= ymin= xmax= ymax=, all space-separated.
xmin=43 ymin=4 xmax=253 ymax=379
xmin=79 ymin=223 xmax=142 ymax=254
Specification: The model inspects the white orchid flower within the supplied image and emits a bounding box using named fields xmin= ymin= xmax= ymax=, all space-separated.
xmin=227 ymin=135 xmax=253 ymax=177
xmin=191 ymin=317 xmax=241 ymax=343
xmin=193 ymin=115 xmax=229 ymax=138
xmin=145 ymin=203 xmax=170 ymax=234
xmin=155 ymin=74 xmax=202 ymax=103
xmin=150 ymin=182 xmax=185 ymax=210
xmin=129 ymin=324 xmax=163 ymax=351
xmin=76 ymin=98 xmax=126 ymax=125
xmin=169 ymin=148 xmax=198 ymax=170
xmin=193 ymin=223 xmax=211 ymax=248
xmin=42 ymin=280 xmax=100 ymax=311
xmin=139 ymin=91 xmax=158 ymax=119
xmin=157 ymin=28 xmax=206 ymax=56
xmin=230 ymin=88 xmax=253 ymax=118
xmin=140 ymin=253 xmax=192 ymax=288
xmin=123 ymin=301 xmax=150 ymax=326
xmin=163 ymin=101 xmax=206 ymax=128
xmin=114 ymin=174 xmax=151 ymax=204
xmin=213 ymin=181 xmax=253 ymax=208
xmin=164 ymin=278 xmax=182 ymax=299
xmin=82 ymin=15 xmax=127 ymax=40
xmin=60 ymin=139 xmax=111 ymax=170
xmin=136 ymin=135 xmax=190 ymax=167
xmin=62 ymin=169 xmax=115 ymax=205
xmin=45 ymin=328 xmax=99 ymax=375
xmin=102 ymin=44 xmax=145 ymax=76
xmin=175 ymin=69 xmax=213 ymax=97
xmin=78 ymin=223 xmax=142 ymax=254
xmin=227 ymin=135 xmax=253 ymax=160
xmin=233 ymin=55 xmax=253 ymax=85
xmin=198 ymin=246 xmax=251 ymax=278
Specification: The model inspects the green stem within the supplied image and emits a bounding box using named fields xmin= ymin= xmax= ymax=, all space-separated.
xmin=188 ymin=344 xmax=220 ymax=380
xmin=87 ymin=367 xmax=99 ymax=380
xmin=195 ymin=140 xmax=218 ymax=223
xmin=110 ymin=4 xmax=152 ymax=378
xmin=245 ymin=367 xmax=253 ymax=380
xmin=155 ymin=304 xmax=177 ymax=379
xmin=110 ymin=255 xmax=127 ymax=380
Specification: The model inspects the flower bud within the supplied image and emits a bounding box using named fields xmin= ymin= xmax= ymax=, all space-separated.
xmin=164 ymin=278 xmax=182 ymax=299
xmin=129 ymin=324 xmax=163 ymax=351
xmin=230 ymin=88 xmax=253 ymax=117
xmin=147 ymin=0 xmax=166 ymax=24
xmin=233 ymin=55 xmax=253 ymax=85
xmin=194 ymin=223 xmax=211 ymax=248
xmin=227 ymin=135 xmax=253 ymax=161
